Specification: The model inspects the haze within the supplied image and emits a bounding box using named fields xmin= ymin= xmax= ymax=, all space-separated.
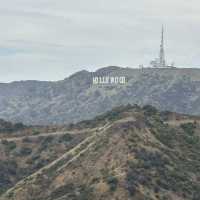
xmin=0 ymin=0 xmax=199 ymax=82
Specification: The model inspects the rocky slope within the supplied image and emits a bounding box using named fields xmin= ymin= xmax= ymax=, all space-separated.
xmin=1 ymin=67 xmax=200 ymax=125
xmin=1 ymin=105 xmax=200 ymax=200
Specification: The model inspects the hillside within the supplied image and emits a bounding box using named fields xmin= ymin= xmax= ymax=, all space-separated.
xmin=0 ymin=119 xmax=26 ymax=134
xmin=0 ymin=123 xmax=93 ymax=195
xmin=1 ymin=67 xmax=200 ymax=125
xmin=1 ymin=105 xmax=200 ymax=200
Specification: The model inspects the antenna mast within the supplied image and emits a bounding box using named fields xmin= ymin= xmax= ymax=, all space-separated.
xmin=159 ymin=25 xmax=166 ymax=67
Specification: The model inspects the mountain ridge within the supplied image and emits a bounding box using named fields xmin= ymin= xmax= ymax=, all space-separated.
xmin=1 ymin=66 xmax=200 ymax=125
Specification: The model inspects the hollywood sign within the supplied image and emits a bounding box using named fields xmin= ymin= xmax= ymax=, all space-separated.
xmin=92 ymin=76 xmax=127 ymax=85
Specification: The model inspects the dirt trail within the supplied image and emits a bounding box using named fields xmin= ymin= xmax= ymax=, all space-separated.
xmin=164 ymin=119 xmax=199 ymax=126
xmin=0 ymin=117 xmax=133 ymax=142
xmin=0 ymin=127 xmax=98 ymax=142
xmin=2 ymin=122 xmax=112 ymax=197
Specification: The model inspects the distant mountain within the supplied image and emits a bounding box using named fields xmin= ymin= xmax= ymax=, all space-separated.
xmin=1 ymin=66 xmax=200 ymax=125
xmin=1 ymin=105 xmax=200 ymax=200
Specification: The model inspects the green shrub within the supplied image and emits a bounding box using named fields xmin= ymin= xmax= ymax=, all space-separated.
xmin=106 ymin=175 xmax=118 ymax=191
xmin=32 ymin=129 xmax=40 ymax=135
xmin=38 ymin=136 xmax=54 ymax=151
xmin=184 ymin=135 xmax=199 ymax=145
xmin=59 ymin=133 xmax=73 ymax=143
xmin=0 ymin=119 xmax=25 ymax=133
xmin=14 ymin=123 xmax=25 ymax=130
xmin=125 ymin=169 xmax=138 ymax=196
xmin=2 ymin=140 xmax=17 ymax=151
xmin=19 ymin=147 xmax=32 ymax=156
xmin=143 ymin=105 xmax=158 ymax=116
xmin=0 ymin=160 xmax=18 ymax=193
xmin=180 ymin=122 xmax=196 ymax=135
xmin=22 ymin=137 xmax=32 ymax=143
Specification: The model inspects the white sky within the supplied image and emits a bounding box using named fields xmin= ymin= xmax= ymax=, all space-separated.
xmin=0 ymin=0 xmax=199 ymax=82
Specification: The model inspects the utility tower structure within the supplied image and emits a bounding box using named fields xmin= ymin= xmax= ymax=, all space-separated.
xmin=159 ymin=25 xmax=166 ymax=68
xmin=147 ymin=25 xmax=175 ymax=68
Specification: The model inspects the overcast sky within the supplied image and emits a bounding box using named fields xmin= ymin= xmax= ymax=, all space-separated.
xmin=0 ymin=0 xmax=199 ymax=82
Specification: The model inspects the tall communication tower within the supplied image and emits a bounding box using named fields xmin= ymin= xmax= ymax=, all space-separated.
xmin=147 ymin=25 xmax=175 ymax=68
xmin=159 ymin=25 xmax=166 ymax=67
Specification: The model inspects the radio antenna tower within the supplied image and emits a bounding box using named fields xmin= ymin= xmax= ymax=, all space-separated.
xmin=159 ymin=25 xmax=166 ymax=67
